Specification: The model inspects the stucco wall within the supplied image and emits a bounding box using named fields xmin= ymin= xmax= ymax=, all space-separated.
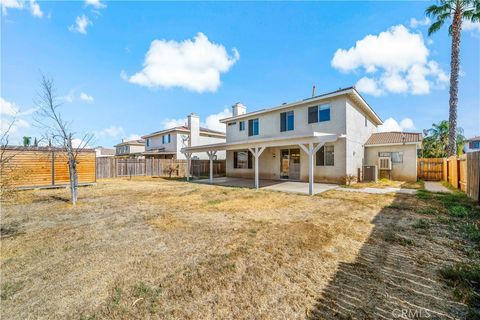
xmin=365 ymin=144 xmax=418 ymax=182
xmin=225 ymin=97 xmax=348 ymax=143
xmin=345 ymin=98 xmax=378 ymax=177
xmin=129 ymin=145 xmax=145 ymax=154
xmin=147 ymin=131 xmax=225 ymax=160
xmin=226 ymin=139 xmax=347 ymax=183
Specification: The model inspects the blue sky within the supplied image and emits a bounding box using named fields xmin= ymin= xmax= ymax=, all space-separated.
xmin=1 ymin=0 xmax=479 ymax=147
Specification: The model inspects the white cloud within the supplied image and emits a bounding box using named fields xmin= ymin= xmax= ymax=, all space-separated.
xmin=125 ymin=32 xmax=240 ymax=93
xmin=0 ymin=97 xmax=37 ymax=116
xmin=160 ymin=108 xmax=232 ymax=133
xmin=332 ymin=24 xmax=448 ymax=96
xmin=463 ymin=20 xmax=480 ymax=33
xmin=29 ymin=0 xmax=42 ymax=17
xmin=1 ymin=0 xmax=42 ymax=17
xmin=409 ymin=17 xmax=431 ymax=28
xmin=126 ymin=134 xmax=141 ymax=141
xmin=356 ymin=77 xmax=383 ymax=96
xmin=71 ymin=138 xmax=92 ymax=149
xmin=69 ymin=15 xmax=91 ymax=34
xmin=96 ymin=125 xmax=124 ymax=138
xmin=1 ymin=0 xmax=23 ymax=15
xmin=378 ymin=117 xmax=415 ymax=132
xmin=79 ymin=92 xmax=94 ymax=103
xmin=84 ymin=0 xmax=106 ymax=9
xmin=399 ymin=118 xmax=415 ymax=130
xmin=202 ymin=108 xmax=232 ymax=132
xmin=161 ymin=117 xmax=186 ymax=129
xmin=1 ymin=97 xmax=19 ymax=116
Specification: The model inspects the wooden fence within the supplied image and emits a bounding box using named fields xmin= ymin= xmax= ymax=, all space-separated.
xmin=417 ymin=158 xmax=444 ymax=181
xmin=465 ymin=152 xmax=480 ymax=202
xmin=95 ymin=157 xmax=226 ymax=179
xmin=0 ymin=147 xmax=96 ymax=188
xmin=417 ymin=152 xmax=479 ymax=202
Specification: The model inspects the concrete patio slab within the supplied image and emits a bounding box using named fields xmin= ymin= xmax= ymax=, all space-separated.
xmin=424 ymin=181 xmax=451 ymax=193
xmin=193 ymin=177 xmax=338 ymax=195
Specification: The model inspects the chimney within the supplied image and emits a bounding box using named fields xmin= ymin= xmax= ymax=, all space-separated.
xmin=122 ymin=138 xmax=127 ymax=143
xmin=187 ymin=113 xmax=200 ymax=147
xmin=312 ymin=85 xmax=316 ymax=97
xmin=232 ymin=102 xmax=246 ymax=117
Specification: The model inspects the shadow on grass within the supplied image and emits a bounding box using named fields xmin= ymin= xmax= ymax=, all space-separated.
xmin=307 ymin=191 xmax=474 ymax=320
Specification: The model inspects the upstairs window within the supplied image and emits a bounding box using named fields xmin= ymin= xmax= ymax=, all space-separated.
xmin=146 ymin=138 xmax=151 ymax=147
xmin=239 ymin=121 xmax=245 ymax=131
xmin=280 ymin=111 xmax=294 ymax=132
xmin=365 ymin=115 xmax=368 ymax=127
xmin=308 ymin=104 xmax=331 ymax=123
xmin=319 ymin=104 xmax=331 ymax=122
xmin=162 ymin=134 xmax=171 ymax=144
xmin=228 ymin=122 xmax=236 ymax=126
xmin=248 ymin=118 xmax=259 ymax=136
xmin=316 ymin=145 xmax=334 ymax=166
xmin=233 ymin=150 xmax=252 ymax=169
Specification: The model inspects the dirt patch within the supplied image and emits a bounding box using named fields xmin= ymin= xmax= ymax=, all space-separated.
xmin=0 ymin=178 xmax=476 ymax=319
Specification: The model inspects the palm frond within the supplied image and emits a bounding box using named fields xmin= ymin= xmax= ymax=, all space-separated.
xmin=426 ymin=2 xmax=452 ymax=17
xmin=428 ymin=19 xmax=446 ymax=35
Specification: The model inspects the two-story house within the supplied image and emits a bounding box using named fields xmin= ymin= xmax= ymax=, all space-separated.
xmin=114 ymin=139 xmax=145 ymax=158
xmin=182 ymin=87 xmax=422 ymax=193
xmin=464 ymin=136 xmax=480 ymax=153
xmin=142 ymin=113 xmax=226 ymax=160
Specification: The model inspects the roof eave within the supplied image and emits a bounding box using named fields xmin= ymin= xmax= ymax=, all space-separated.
xmin=219 ymin=87 xmax=382 ymax=125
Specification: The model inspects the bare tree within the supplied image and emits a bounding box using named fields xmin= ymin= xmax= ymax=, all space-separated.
xmin=34 ymin=75 xmax=93 ymax=205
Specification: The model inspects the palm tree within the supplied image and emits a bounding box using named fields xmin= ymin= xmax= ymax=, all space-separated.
xmin=423 ymin=120 xmax=466 ymax=157
xmin=426 ymin=0 xmax=479 ymax=156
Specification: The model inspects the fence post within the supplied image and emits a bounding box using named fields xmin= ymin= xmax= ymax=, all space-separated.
xmin=51 ymin=150 xmax=55 ymax=186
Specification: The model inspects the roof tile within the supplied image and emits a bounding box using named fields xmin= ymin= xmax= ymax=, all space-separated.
xmin=365 ymin=132 xmax=422 ymax=145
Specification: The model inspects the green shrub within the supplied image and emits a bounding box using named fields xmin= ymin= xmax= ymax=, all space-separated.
xmin=416 ymin=207 xmax=437 ymax=215
xmin=413 ymin=219 xmax=430 ymax=229
xmin=440 ymin=263 xmax=480 ymax=311
xmin=459 ymin=223 xmax=480 ymax=243
xmin=449 ymin=205 xmax=469 ymax=218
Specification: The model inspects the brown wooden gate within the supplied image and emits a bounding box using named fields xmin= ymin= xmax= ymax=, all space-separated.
xmin=417 ymin=158 xmax=444 ymax=181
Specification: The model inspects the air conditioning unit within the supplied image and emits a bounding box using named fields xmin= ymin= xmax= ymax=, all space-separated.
xmin=378 ymin=157 xmax=392 ymax=170
xmin=363 ymin=165 xmax=378 ymax=182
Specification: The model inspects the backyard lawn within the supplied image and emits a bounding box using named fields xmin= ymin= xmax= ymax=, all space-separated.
xmin=1 ymin=178 xmax=479 ymax=319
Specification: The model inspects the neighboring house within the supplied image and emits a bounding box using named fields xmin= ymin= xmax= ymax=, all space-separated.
xmin=464 ymin=136 xmax=480 ymax=153
xmin=142 ymin=113 xmax=226 ymax=160
xmin=114 ymin=139 xmax=145 ymax=158
xmin=182 ymin=87 xmax=422 ymax=193
xmin=95 ymin=146 xmax=115 ymax=158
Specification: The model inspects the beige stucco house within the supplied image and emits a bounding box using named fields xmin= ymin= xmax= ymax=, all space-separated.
xmin=142 ymin=113 xmax=226 ymax=160
xmin=114 ymin=139 xmax=146 ymax=158
xmin=182 ymin=87 xmax=422 ymax=194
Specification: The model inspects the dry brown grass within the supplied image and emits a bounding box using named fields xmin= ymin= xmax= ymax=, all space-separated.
xmin=0 ymin=177 xmax=474 ymax=319
xmin=344 ymin=178 xmax=423 ymax=190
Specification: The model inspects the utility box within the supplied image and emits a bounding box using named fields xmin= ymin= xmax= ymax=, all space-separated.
xmin=363 ymin=165 xmax=378 ymax=182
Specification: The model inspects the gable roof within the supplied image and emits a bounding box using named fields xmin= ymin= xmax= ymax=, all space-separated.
xmin=467 ymin=136 xmax=480 ymax=142
xmin=365 ymin=132 xmax=422 ymax=146
xmin=219 ymin=86 xmax=383 ymax=125
xmin=114 ymin=139 xmax=145 ymax=147
xmin=142 ymin=126 xmax=225 ymax=139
